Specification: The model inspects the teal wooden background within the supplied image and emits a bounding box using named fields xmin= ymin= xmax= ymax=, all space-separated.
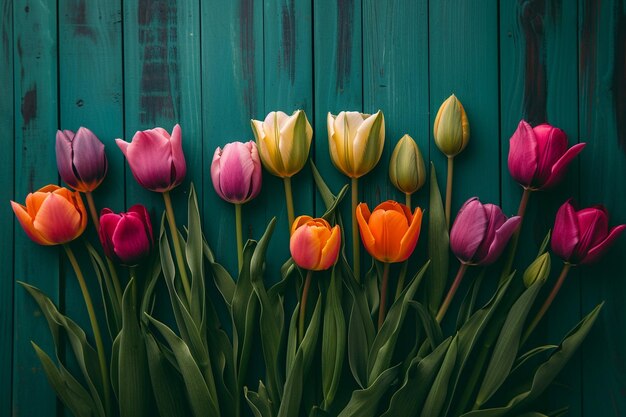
xmin=1 ymin=0 xmax=625 ymax=415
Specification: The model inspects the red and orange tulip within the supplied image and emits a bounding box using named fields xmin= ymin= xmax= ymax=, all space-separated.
xmin=11 ymin=185 xmax=87 ymax=245
xmin=356 ymin=200 xmax=423 ymax=263
xmin=290 ymin=216 xmax=341 ymax=271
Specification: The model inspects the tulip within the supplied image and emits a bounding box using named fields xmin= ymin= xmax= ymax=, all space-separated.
xmin=56 ymin=127 xmax=108 ymax=193
xmin=211 ymin=141 xmax=262 ymax=204
xmin=389 ymin=134 xmax=426 ymax=206
xmin=11 ymin=185 xmax=87 ymax=245
xmin=523 ymin=252 xmax=551 ymax=288
xmin=290 ymin=216 xmax=341 ymax=271
xmin=551 ymin=200 xmax=625 ymax=265
xmin=116 ymin=124 xmax=186 ymax=193
xmin=99 ymin=205 xmax=153 ymax=265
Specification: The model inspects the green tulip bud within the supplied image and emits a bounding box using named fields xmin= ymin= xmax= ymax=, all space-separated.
xmin=523 ymin=252 xmax=551 ymax=288
xmin=389 ymin=134 xmax=426 ymax=195
xmin=433 ymin=94 xmax=470 ymax=157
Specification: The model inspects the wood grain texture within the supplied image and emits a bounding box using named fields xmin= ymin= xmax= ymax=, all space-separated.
xmin=12 ymin=0 xmax=59 ymax=416
xmin=0 ymin=0 xmax=14 ymax=415
xmin=579 ymin=0 xmax=626 ymax=414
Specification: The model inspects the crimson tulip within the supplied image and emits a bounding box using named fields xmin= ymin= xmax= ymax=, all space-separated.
xmin=56 ymin=127 xmax=108 ymax=192
xmin=99 ymin=205 xmax=153 ymax=265
xmin=551 ymin=200 xmax=625 ymax=265
xmin=116 ymin=124 xmax=186 ymax=192
xmin=508 ymin=120 xmax=585 ymax=190
xmin=211 ymin=141 xmax=262 ymax=204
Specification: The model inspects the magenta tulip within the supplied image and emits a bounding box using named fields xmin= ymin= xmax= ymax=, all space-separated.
xmin=56 ymin=127 xmax=108 ymax=193
xmin=450 ymin=198 xmax=521 ymax=265
xmin=211 ymin=141 xmax=262 ymax=204
xmin=551 ymin=200 xmax=625 ymax=265
xmin=99 ymin=205 xmax=153 ymax=265
xmin=508 ymin=120 xmax=585 ymax=190
xmin=116 ymin=124 xmax=186 ymax=192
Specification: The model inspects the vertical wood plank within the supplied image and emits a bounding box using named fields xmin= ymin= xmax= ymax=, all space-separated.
xmin=123 ymin=0 xmax=202 ymax=217
xmin=201 ymin=0 xmax=264 ymax=275
xmin=12 ymin=0 xmax=59 ymax=415
xmin=0 ymin=0 xmax=14 ymax=415
xmin=257 ymin=0 xmax=313 ymax=274
xmin=580 ymin=0 xmax=626 ymax=414
xmin=500 ymin=1 xmax=581 ymax=413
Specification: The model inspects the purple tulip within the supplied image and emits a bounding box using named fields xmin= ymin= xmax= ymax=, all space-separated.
xmin=450 ymin=198 xmax=521 ymax=265
xmin=56 ymin=127 xmax=108 ymax=193
xmin=211 ymin=141 xmax=262 ymax=204
xmin=551 ymin=200 xmax=625 ymax=265
xmin=116 ymin=124 xmax=186 ymax=192
xmin=508 ymin=120 xmax=586 ymax=190
xmin=99 ymin=205 xmax=153 ymax=265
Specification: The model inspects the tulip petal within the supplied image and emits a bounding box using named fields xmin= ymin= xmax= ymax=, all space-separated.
xmin=356 ymin=203 xmax=377 ymax=256
xmin=398 ymin=207 xmax=423 ymax=262
xmin=508 ymin=121 xmax=538 ymax=187
xmin=472 ymin=204 xmax=507 ymax=262
xmin=370 ymin=208 xmax=408 ymax=263
xmin=127 ymin=204 xmax=153 ymax=244
xmin=11 ymin=201 xmax=54 ymax=245
xmin=479 ymin=215 xmax=521 ymax=265
xmin=551 ymin=201 xmax=579 ymax=261
xmin=220 ymin=143 xmax=254 ymax=203
xmin=572 ymin=207 xmax=609 ymax=262
xmin=319 ymin=225 xmax=341 ymax=270
xmin=291 ymin=215 xmax=314 ymax=235
xmin=533 ymin=124 xmax=567 ymax=185
xmin=116 ymin=138 xmax=130 ymax=157
xmin=542 ymin=143 xmax=586 ymax=189
xmin=582 ymin=224 xmax=626 ymax=264
xmin=56 ymin=130 xmax=81 ymax=189
xmin=353 ymin=111 xmax=384 ymax=176
xmin=450 ymin=198 xmax=488 ymax=263
xmin=112 ymin=214 xmax=152 ymax=264
xmin=248 ymin=142 xmax=262 ymax=200
xmin=99 ymin=212 xmax=122 ymax=260
xmin=125 ymin=130 xmax=174 ymax=191
xmin=72 ymin=127 xmax=107 ymax=190
xmin=169 ymin=124 xmax=186 ymax=185
xmin=290 ymin=226 xmax=322 ymax=270
xmin=33 ymin=193 xmax=83 ymax=244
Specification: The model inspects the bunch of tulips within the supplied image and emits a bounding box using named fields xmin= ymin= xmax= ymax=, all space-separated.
xmin=11 ymin=95 xmax=625 ymax=417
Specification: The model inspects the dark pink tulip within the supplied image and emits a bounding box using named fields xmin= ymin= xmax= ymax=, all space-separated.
xmin=56 ymin=127 xmax=108 ymax=192
xmin=508 ymin=120 xmax=585 ymax=190
xmin=450 ymin=198 xmax=521 ymax=265
xmin=551 ymin=200 xmax=625 ymax=265
xmin=211 ymin=141 xmax=262 ymax=204
xmin=99 ymin=205 xmax=153 ymax=265
xmin=116 ymin=124 xmax=186 ymax=192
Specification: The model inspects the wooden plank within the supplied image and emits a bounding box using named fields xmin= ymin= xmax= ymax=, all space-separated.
xmin=201 ymin=0 xmax=264 ymax=275
xmin=255 ymin=0 xmax=313 ymax=275
xmin=500 ymin=1 xmax=582 ymax=413
xmin=579 ymin=0 xmax=626 ymax=414
xmin=122 ymin=0 xmax=202 ymax=218
xmin=12 ymin=0 xmax=59 ymax=415
xmin=0 ymin=0 xmax=14 ymax=415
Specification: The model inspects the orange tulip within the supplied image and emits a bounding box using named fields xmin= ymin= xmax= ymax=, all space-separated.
xmin=290 ymin=216 xmax=341 ymax=271
xmin=356 ymin=200 xmax=423 ymax=263
xmin=11 ymin=185 xmax=87 ymax=245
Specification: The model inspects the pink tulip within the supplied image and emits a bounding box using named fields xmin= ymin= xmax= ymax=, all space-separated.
xmin=99 ymin=205 xmax=153 ymax=265
xmin=56 ymin=127 xmax=108 ymax=192
xmin=116 ymin=124 xmax=186 ymax=192
xmin=551 ymin=200 xmax=625 ymax=265
xmin=450 ymin=198 xmax=521 ymax=265
xmin=508 ymin=120 xmax=585 ymax=190
xmin=211 ymin=141 xmax=262 ymax=204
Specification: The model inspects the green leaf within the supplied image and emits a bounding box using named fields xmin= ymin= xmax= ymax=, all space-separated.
xmin=321 ymin=266 xmax=346 ymax=409
xmin=110 ymin=333 xmax=120 ymax=401
xmin=456 ymin=269 xmax=485 ymax=330
xmin=412 ymin=301 xmax=443 ymax=350
xmin=185 ymin=184 xmax=206 ymax=326
xmin=345 ymin=269 xmax=375 ymax=388
xmin=537 ymin=230 xmax=551 ymax=257
xmin=204 ymin=237 xmax=236 ymax=306
xmin=425 ymin=162 xmax=450 ymax=315
xmin=85 ymin=241 xmax=121 ymax=338
xmin=511 ymin=345 xmax=558 ymax=375
xmin=337 ymin=364 xmax=400 ymax=417
xmin=244 ymin=382 xmax=274 ymax=417
xmin=420 ymin=335 xmax=459 ymax=417
xmin=311 ymin=160 xmax=339 ymax=210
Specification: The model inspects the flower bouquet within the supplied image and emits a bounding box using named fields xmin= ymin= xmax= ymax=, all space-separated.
xmin=11 ymin=97 xmax=624 ymax=417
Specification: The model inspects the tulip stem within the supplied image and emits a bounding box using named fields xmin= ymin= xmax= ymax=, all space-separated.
xmin=352 ymin=177 xmax=361 ymax=283
xmin=500 ymin=188 xmax=532 ymax=283
xmin=106 ymin=257 xmax=123 ymax=307
xmin=299 ymin=270 xmax=313 ymax=344
xmin=436 ymin=263 xmax=469 ymax=323
xmin=63 ymin=244 xmax=111 ymax=416
xmin=522 ymin=263 xmax=572 ymax=345
xmin=163 ymin=191 xmax=192 ymax=305
xmin=405 ymin=193 xmax=411 ymax=211
xmin=235 ymin=204 xmax=244 ymax=272
xmin=284 ymin=177 xmax=296 ymax=229
xmin=395 ymin=261 xmax=408 ymax=302
xmin=445 ymin=156 xmax=455 ymax=228
xmin=85 ymin=192 xmax=100 ymax=233
xmin=378 ymin=263 xmax=391 ymax=329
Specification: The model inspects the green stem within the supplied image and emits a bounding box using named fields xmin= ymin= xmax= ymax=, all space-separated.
xmin=378 ymin=263 xmax=391 ymax=330
xmin=106 ymin=257 xmax=123 ymax=307
xmin=235 ymin=203 xmax=243 ymax=272
xmin=405 ymin=192 xmax=411 ymax=211
xmin=63 ymin=244 xmax=111 ymax=416
xmin=163 ymin=191 xmax=192 ymax=304
xmin=352 ymin=177 xmax=360 ymax=283
xmin=436 ymin=263 xmax=469 ymax=323
xmin=445 ymin=156 xmax=454 ymax=228
xmin=521 ymin=263 xmax=572 ymax=345
xmin=299 ymin=270 xmax=313 ymax=344
xmin=500 ymin=188 xmax=532 ymax=282
xmin=84 ymin=192 xmax=100 ymax=233
xmin=284 ymin=177 xmax=296 ymax=229
xmin=395 ymin=261 xmax=408 ymax=301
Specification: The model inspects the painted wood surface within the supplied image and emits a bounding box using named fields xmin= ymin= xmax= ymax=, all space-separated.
xmin=3 ymin=1 xmax=626 ymax=416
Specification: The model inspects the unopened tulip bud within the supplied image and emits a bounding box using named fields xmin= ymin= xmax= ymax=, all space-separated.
xmin=56 ymin=127 xmax=108 ymax=192
xmin=389 ymin=134 xmax=426 ymax=195
xmin=523 ymin=252 xmax=551 ymax=288
xmin=433 ymin=94 xmax=470 ymax=157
